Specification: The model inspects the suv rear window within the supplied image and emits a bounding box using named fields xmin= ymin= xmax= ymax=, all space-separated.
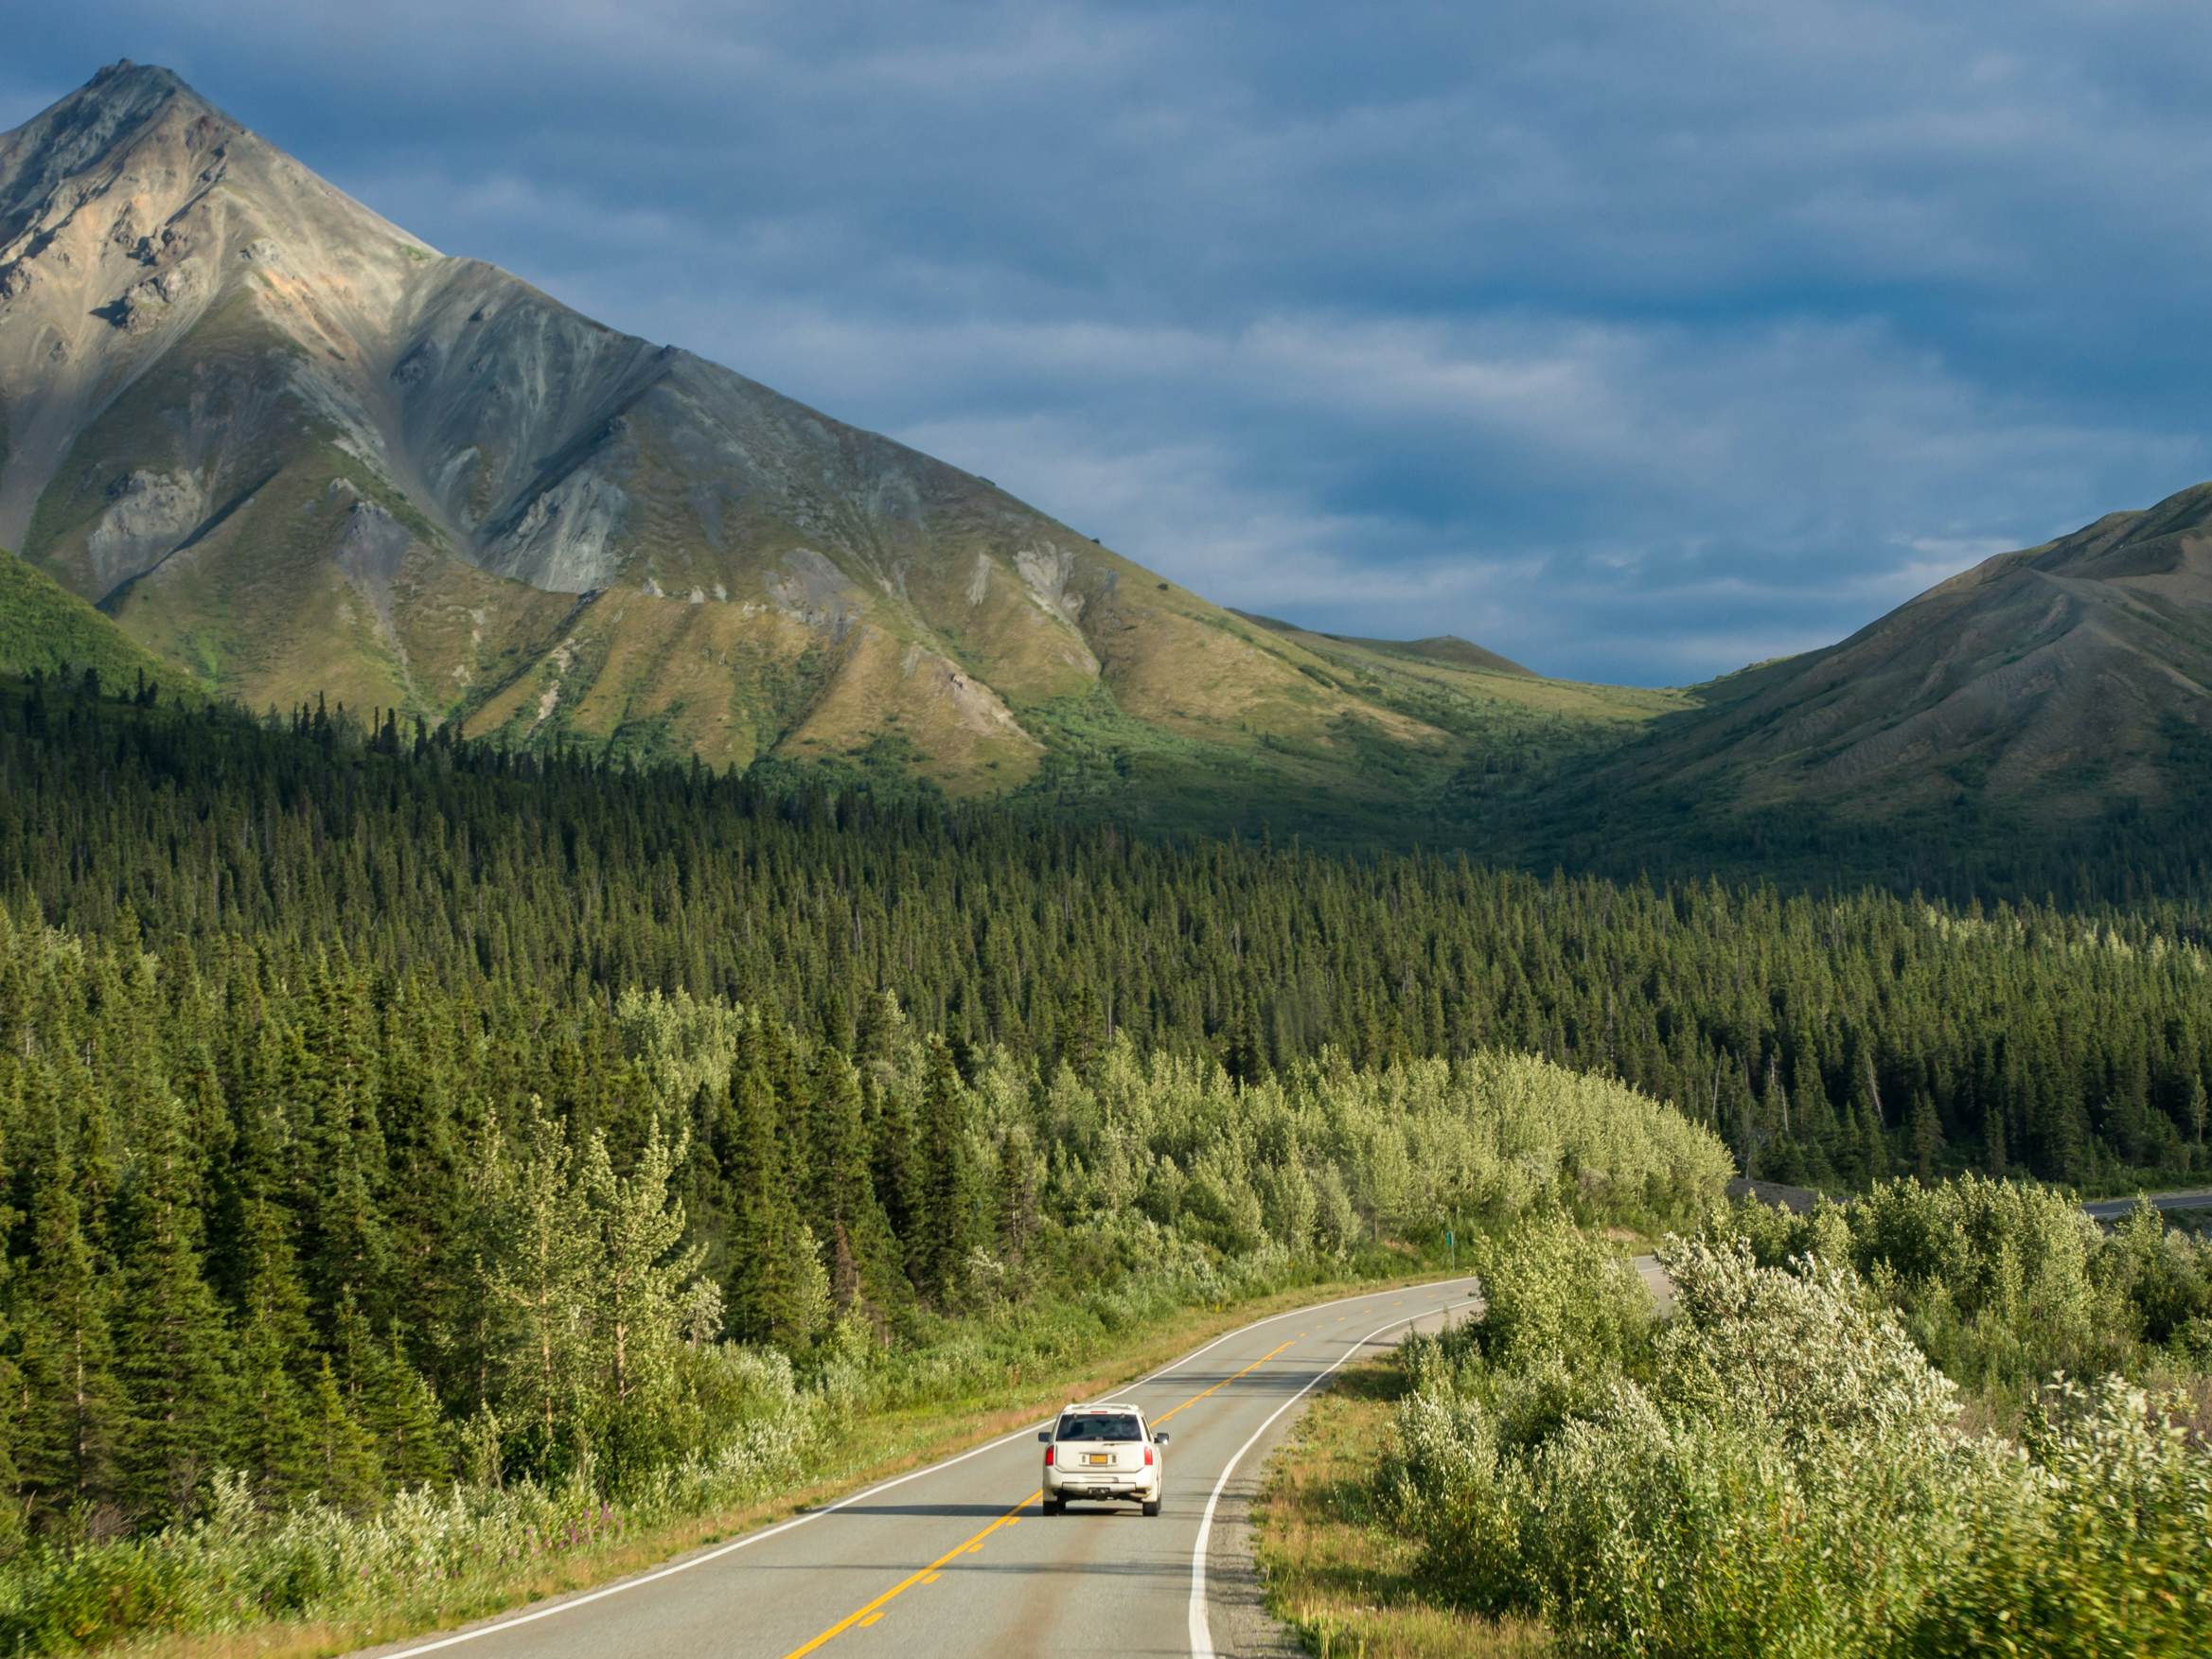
xmin=1056 ymin=1413 xmax=1143 ymax=1441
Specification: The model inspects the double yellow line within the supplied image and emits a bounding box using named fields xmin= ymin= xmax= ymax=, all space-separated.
xmin=778 ymin=1338 xmax=1299 ymax=1656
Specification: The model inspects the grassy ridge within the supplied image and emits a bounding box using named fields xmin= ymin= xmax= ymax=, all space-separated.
xmin=0 ymin=553 xmax=186 ymax=691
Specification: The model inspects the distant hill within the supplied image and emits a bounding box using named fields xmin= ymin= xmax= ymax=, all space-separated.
xmin=0 ymin=548 xmax=186 ymax=690
xmin=1520 ymin=485 xmax=2212 ymax=894
xmin=1609 ymin=484 xmax=2212 ymax=815
xmin=1237 ymin=611 xmax=1534 ymax=678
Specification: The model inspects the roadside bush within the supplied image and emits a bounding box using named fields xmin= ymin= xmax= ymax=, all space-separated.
xmin=1390 ymin=1212 xmax=2212 ymax=1658
xmin=1909 ymin=1375 xmax=2212 ymax=1658
xmin=1715 ymin=1176 xmax=2212 ymax=1401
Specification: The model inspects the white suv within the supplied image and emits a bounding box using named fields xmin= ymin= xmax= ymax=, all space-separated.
xmin=1038 ymin=1403 xmax=1167 ymax=1515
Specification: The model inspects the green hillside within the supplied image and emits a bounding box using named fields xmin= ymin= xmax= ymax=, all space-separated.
xmin=0 ymin=549 xmax=191 ymax=692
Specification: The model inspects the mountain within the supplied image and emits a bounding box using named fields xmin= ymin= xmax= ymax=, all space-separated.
xmin=1615 ymin=485 xmax=2212 ymax=814
xmin=0 ymin=60 xmax=1596 ymax=834
xmin=1517 ymin=484 xmax=2212 ymax=890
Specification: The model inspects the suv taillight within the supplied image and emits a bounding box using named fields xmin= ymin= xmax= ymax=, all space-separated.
xmin=1043 ymin=1445 xmax=1054 ymax=1466
xmin=1144 ymin=1445 xmax=1155 ymax=1466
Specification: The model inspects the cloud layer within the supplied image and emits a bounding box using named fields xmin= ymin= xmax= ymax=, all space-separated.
xmin=9 ymin=0 xmax=2208 ymax=681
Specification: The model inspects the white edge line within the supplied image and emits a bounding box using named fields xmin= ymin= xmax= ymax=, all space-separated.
xmin=380 ymin=1277 xmax=1475 ymax=1656
xmin=1185 ymin=1304 xmax=1444 ymax=1659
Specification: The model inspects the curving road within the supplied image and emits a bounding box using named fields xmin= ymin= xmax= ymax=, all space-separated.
xmin=363 ymin=1277 xmax=1486 ymax=1659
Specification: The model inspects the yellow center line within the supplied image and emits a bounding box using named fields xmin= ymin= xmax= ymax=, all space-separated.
xmin=1152 ymin=1339 xmax=1295 ymax=1427
xmin=779 ymin=1494 xmax=1038 ymax=1658
xmin=776 ymin=1332 xmax=1308 ymax=1656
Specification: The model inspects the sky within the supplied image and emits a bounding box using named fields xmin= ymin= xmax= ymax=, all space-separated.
xmin=7 ymin=1 xmax=2209 ymax=684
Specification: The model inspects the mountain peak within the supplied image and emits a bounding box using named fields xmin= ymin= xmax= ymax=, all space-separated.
xmin=86 ymin=58 xmax=188 ymax=96
xmin=0 ymin=61 xmax=235 ymax=242
xmin=39 ymin=58 xmax=222 ymax=136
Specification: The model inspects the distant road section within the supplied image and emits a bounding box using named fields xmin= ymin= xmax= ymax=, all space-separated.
xmin=1730 ymin=1176 xmax=2212 ymax=1224
xmin=2081 ymin=1191 xmax=2212 ymax=1219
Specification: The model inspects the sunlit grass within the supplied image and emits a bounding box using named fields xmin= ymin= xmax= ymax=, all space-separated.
xmin=1255 ymin=1355 xmax=1548 ymax=1659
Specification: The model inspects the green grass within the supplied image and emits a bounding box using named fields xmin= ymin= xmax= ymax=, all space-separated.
xmin=1256 ymin=1350 xmax=1549 ymax=1659
xmin=0 ymin=552 xmax=190 ymax=692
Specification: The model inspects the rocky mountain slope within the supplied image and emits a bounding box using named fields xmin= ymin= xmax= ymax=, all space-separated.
xmin=1 ymin=61 xmax=1592 ymax=822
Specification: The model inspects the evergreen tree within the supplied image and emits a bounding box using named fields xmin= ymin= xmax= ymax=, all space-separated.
xmin=304 ymin=1357 xmax=381 ymax=1511
xmin=804 ymin=1050 xmax=897 ymax=1312
xmin=359 ymin=1325 xmax=451 ymax=1489
xmin=719 ymin=1064 xmax=826 ymax=1350
xmin=112 ymin=1096 xmax=239 ymax=1523
xmin=912 ymin=1039 xmax=974 ymax=1305
xmin=1909 ymin=1093 xmax=1945 ymax=1185
xmin=230 ymin=1197 xmax=315 ymax=1505
xmin=13 ymin=1115 xmax=127 ymax=1528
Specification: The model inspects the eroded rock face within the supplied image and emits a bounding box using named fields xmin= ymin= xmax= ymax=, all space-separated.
xmin=84 ymin=468 xmax=206 ymax=589
xmin=333 ymin=497 xmax=413 ymax=620
xmin=108 ymin=260 xmax=207 ymax=332
xmin=768 ymin=547 xmax=864 ymax=638
xmin=898 ymin=641 xmax=1035 ymax=742
xmin=481 ymin=468 xmax=629 ymax=593
xmin=1015 ymin=543 xmax=1086 ymax=625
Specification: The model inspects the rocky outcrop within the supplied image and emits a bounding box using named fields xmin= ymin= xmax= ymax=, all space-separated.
xmin=84 ymin=468 xmax=206 ymax=589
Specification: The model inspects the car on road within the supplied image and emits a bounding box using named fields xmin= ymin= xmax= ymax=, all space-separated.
xmin=1038 ymin=1403 xmax=1167 ymax=1515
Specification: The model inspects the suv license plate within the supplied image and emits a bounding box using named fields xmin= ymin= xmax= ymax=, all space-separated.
xmin=1085 ymin=1454 xmax=1110 ymax=1465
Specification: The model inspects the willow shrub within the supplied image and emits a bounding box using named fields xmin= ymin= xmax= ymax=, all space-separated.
xmin=1391 ymin=1216 xmax=2212 ymax=1658
xmin=1721 ymin=1175 xmax=2212 ymax=1401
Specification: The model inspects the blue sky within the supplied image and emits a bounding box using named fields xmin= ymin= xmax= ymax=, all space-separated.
xmin=8 ymin=1 xmax=2208 ymax=683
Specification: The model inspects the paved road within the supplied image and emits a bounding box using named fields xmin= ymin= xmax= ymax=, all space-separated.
xmin=2082 ymin=1190 xmax=2212 ymax=1219
xmin=366 ymin=1277 xmax=1485 ymax=1659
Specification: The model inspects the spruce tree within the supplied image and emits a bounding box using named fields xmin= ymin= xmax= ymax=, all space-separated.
xmin=912 ymin=1039 xmax=974 ymax=1306
xmin=113 ymin=1095 xmax=239 ymax=1523
xmin=13 ymin=1113 xmax=128 ymax=1528
xmin=360 ymin=1325 xmax=451 ymax=1489
xmin=305 ymin=1356 xmax=381 ymax=1511
xmin=230 ymin=1197 xmax=315 ymax=1505
xmin=804 ymin=1050 xmax=897 ymax=1312
xmin=720 ymin=1062 xmax=824 ymax=1350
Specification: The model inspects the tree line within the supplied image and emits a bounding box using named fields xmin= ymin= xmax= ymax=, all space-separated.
xmin=3 ymin=673 xmax=2208 ymax=1193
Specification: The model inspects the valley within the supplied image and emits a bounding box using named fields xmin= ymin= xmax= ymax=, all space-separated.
xmin=1 ymin=47 xmax=2210 ymax=1659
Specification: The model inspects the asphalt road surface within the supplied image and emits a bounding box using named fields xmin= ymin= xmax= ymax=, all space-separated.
xmin=365 ymin=1276 xmax=1487 ymax=1659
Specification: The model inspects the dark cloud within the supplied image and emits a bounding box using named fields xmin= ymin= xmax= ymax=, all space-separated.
xmin=8 ymin=1 xmax=2208 ymax=681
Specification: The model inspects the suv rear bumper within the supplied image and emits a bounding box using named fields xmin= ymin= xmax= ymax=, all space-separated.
xmin=1045 ymin=1470 xmax=1159 ymax=1501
